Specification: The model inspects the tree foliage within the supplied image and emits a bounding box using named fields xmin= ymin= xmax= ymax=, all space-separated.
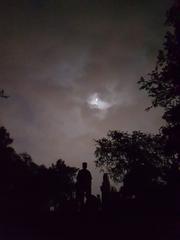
xmin=95 ymin=2 xmax=180 ymax=199
xmin=138 ymin=2 xmax=180 ymax=159
xmin=0 ymin=126 xmax=78 ymax=213
xmin=95 ymin=131 xmax=172 ymax=184
xmin=48 ymin=159 xmax=78 ymax=205
xmin=138 ymin=2 xmax=180 ymax=111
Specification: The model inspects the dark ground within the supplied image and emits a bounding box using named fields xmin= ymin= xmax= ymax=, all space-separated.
xmin=0 ymin=211 xmax=177 ymax=240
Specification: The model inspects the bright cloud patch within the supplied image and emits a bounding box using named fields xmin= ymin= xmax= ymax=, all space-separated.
xmin=87 ymin=93 xmax=111 ymax=110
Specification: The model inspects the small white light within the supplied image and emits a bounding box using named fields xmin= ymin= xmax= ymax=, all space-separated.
xmin=87 ymin=93 xmax=111 ymax=110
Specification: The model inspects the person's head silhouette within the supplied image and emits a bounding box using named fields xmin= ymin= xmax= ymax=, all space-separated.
xmin=82 ymin=162 xmax=87 ymax=170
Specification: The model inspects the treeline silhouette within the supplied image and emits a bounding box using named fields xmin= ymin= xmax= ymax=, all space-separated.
xmin=0 ymin=124 xmax=178 ymax=218
xmin=96 ymin=131 xmax=178 ymax=216
xmin=0 ymin=126 xmax=78 ymax=218
xmin=0 ymin=126 xmax=176 ymax=240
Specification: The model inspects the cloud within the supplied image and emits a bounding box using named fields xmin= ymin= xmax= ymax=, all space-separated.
xmin=87 ymin=93 xmax=112 ymax=110
xmin=0 ymin=0 xmax=171 ymax=194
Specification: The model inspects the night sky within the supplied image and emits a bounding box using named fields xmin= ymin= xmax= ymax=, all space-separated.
xmin=0 ymin=0 xmax=171 ymax=194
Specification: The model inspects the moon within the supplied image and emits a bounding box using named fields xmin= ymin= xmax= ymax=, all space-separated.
xmin=87 ymin=93 xmax=111 ymax=110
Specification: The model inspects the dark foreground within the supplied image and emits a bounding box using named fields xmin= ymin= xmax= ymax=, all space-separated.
xmin=0 ymin=211 xmax=178 ymax=240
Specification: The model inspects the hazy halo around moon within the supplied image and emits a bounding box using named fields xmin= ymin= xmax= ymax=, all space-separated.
xmin=87 ymin=93 xmax=111 ymax=110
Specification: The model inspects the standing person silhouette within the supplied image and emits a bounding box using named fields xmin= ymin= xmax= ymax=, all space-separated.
xmin=101 ymin=173 xmax=110 ymax=211
xmin=76 ymin=162 xmax=92 ymax=209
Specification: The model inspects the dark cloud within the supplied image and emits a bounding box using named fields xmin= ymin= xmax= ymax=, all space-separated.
xmin=0 ymin=0 xmax=171 ymax=193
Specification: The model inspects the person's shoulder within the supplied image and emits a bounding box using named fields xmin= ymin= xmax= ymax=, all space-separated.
xmin=78 ymin=169 xmax=83 ymax=173
xmin=77 ymin=169 xmax=83 ymax=175
xmin=86 ymin=169 xmax=92 ymax=176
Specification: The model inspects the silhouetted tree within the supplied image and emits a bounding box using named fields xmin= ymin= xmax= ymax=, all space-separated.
xmin=95 ymin=131 xmax=173 ymax=198
xmin=138 ymin=2 xmax=180 ymax=211
xmin=48 ymin=159 xmax=78 ymax=210
xmin=94 ymin=3 xmax=179 ymax=214
xmin=0 ymin=127 xmax=78 ymax=215
xmin=138 ymin=2 xmax=180 ymax=162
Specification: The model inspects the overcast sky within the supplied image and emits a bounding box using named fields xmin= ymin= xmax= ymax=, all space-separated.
xmin=0 ymin=0 xmax=171 ymax=194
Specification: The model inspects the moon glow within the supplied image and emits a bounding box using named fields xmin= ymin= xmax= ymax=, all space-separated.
xmin=87 ymin=93 xmax=111 ymax=110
